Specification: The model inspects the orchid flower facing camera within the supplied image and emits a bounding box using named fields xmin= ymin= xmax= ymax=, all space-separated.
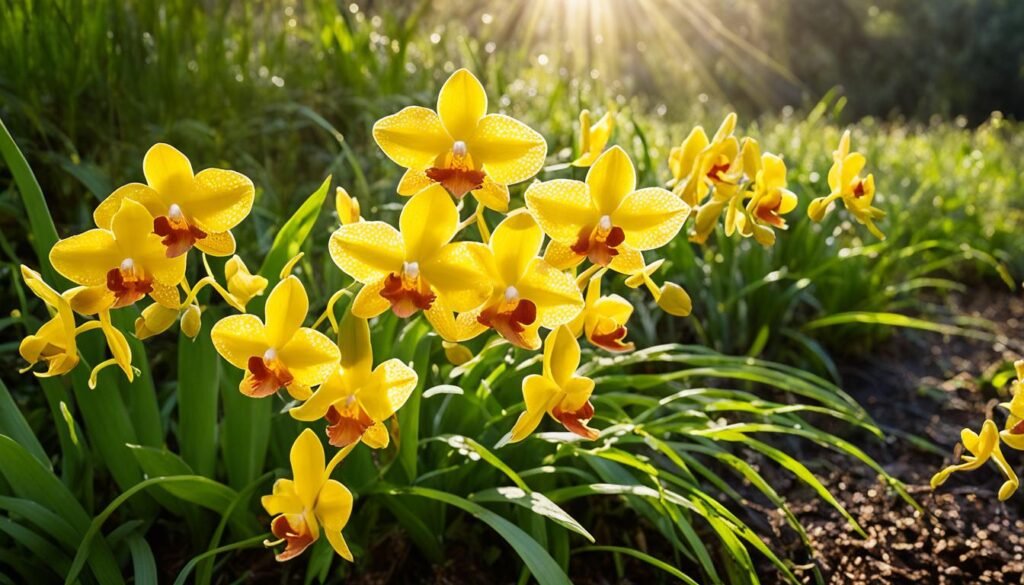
xmin=373 ymin=69 xmax=547 ymax=212
xmin=211 ymin=276 xmax=338 ymax=400
xmin=93 ymin=143 xmax=254 ymax=258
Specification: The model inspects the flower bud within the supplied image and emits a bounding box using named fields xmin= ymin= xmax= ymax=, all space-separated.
xmin=181 ymin=304 xmax=202 ymax=339
xmin=336 ymin=187 xmax=361 ymax=225
xmin=442 ymin=341 xmax=473 ymax=366
xmin=657 ymin=282 xmax=692 ymax=317
xmin=807 ymin=197 xmax=830 ymax=222
xmin=134 ymin=303 xmax=179 ymax=340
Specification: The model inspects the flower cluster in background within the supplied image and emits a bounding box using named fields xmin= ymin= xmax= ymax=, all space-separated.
xmin=16 ymin=69 xmax=886 ymax=563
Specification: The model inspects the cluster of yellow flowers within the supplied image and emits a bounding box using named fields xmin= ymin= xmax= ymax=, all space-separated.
xmin=931 ymin=361 xmax=1024 ymax=501
xmin=17 ymin=69 xmax=885 ymax=563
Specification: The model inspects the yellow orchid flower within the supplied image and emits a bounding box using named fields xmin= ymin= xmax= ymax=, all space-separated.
xmin=18 ymin=266 xmax=81 ymax=377
xmin=526 ymin=146 xmax=689 ymax=275
xmin=373 ymin=68 xmax=547 ymax=212
xmin=931 ymin=419 xmax=1019 ymax=501
xmin=670 ymin=113 xmax=741 ymax=209
xmin=623 ymin=258 xmax=693 ymax=317
xmin=572 ymin=109 xmax=614 ymax=167
xmin=808 ymin=130 xmax=886 ymax=239
xmin=329 ymin=184 xmax=490 ymax=328
xmin=134 ymin=303 xmax=180 ymax=340
xmin=509 ymin=326 xmax=600 ymax=442
xmin=89 ymin=309 xmax=135 ymax=387
xmin=335 ymin=187 xmax=361 ymax=225
xmin=50 ymin=199 xmax=186 ymax=312
xmin=211 ymin=276 xmax=339 ymax=400
xmin=736 ymin=153 xmax=799 ymax=247
xmin=998 ymin=361 xmax=1024 ymax=451
xmin=262 ymin=429 xmax=355 ymax=562
xmin=569 ymin=274 xmax=634 ymax=353
xmin=441 ymin=211 xmax=583 ymax=350
xmin=291 ymin=311 xmax=417 ymax=449
xmin=224 ymin=255 xmax=268 ymax=309
xmin=93 ymin=143 xmax=255 ymax=258
xmin=690 ymin=135 xmax=757 ymax=245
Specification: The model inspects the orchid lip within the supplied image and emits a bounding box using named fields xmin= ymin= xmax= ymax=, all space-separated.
xmin=452 ymin=140 xmax=467 ymax=157
xmin=168 ymin=203 xmax=184 ymax=220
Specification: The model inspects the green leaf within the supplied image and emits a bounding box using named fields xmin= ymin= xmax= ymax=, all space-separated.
xmin=385 ymin=486 xmax=572 ymax=585
xmin=126 ymin=531 xmax=158 ymax=585
xmin=257 ymin=175 xmax=332 ymax=281
xmin=471 ymin=487 xmax=594 ymax=542
xmin=574 ymin=546 xmax=700 ymax=585
xmin=177 ymin=327 xmax=220 ymax=477
xmin=0 ymin=377 xmax=49 ymax=467
xmin=220 ymin=367 xmax=271 ymax=491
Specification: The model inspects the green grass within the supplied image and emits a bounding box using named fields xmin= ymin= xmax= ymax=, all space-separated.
xmin=1 ymin=1 xmax=1022 ymax=583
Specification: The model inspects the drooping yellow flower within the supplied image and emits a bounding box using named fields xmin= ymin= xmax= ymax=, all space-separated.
xmin=439 ymin=211 xmax=583 ymax=350
xmin=262 ymin=429 xmax=355 ymax=562
xmin=290 ymin=311 xmax=417 ymax=449
xmin=669 ymin=113 xmax=742 ymax=209
xmin=690 ymin=135 xmax=758 ymax=245
xmin=329 ymin=184 xmax=490 ymax=328
xmin=931 ymin=419 xmax=1019 ymax=501
xmin=224 ymin=255 xmax=268 ymax=309
xmin=572 ymin=109 xmax=614 ymax=167
xmin=93 ymin=143 xmax=254 ymax=258
xmin=509 ymin=326 xmax=600 ymax=442
xmin=807 ymin=130 xmax=886 ymax=239
xmin=569 ymin=274 xmax=634 ymax=353
xmin=50 ymin=199 xmax=187 ymax=312
xmin=211 ymin=276 xmax=339 ymax=400
xmin=373 ymin=69 xmax=547 ymax=212
xmin=623 ymin=258 xmax=693 ymax=317
xmin=18 ymin=266 xmax=80 ymax=377
xmin=736 ymin=153 xmax=799 ymax=246
xmin=998 ymin=361 xmax=1024 ymax=451
xmin=526 ymin=146 xmax=689 ymax=275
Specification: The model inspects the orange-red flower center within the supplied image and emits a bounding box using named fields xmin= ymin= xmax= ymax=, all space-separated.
xmin=477 ymin=295 xmax=537 ymax=349
xmin=852 ymin=180 xmax=866 ymax=198
xmin=325 ymin=403 xmax=374 ymax=447
xmin=106 ymin=262 xmax=153 ymax=308
xmin=1011 ymin=419 xmax=1024 ymax=435
xmin=571 ymin=217 xmax=625 ymax=267
xmin=244 ymin=353 xmax=294 ymax=398
xmin=707 ymin=160 xmax=731 ymax=183
xmin=426 ymin=143 xmax=486 ymax=198
xmin=269 ymin=514 xmax=315 ymax=562
xmin=755 ymin=198 xmax=786 ymax=228
xmin=589 ymin=324 xmax=633 ymax=353
xmin=153 ymin=213 xmax=207 ymax=258
xmin=380 ymin=264 xmax=436 ymax=318
xmin=552 ymin=400 xmax=599 ymax=440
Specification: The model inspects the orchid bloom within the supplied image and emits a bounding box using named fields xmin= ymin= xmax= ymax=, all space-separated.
xmin=262 ymin=429 xmax=355 ymax=562
xmin=572 ymin=109 xmax=614 ymax=167
xmin=509 ymin=326 xmax=600 ymax=442
xmin=224 ymin=255 xmax=268 ymax=309
xmin=998 ymin=361 xmax=1024 ymax=451
xmin=526 ymin=146 xmax=689 ymax=275
xmin=18 ymin=266 xmax=80 ymax=377
xmin=569 ymin=274 xmax=634 ymax=352
xmin=329 ymin=184 xmax=490 ymax=329
xmin=690 ymin=134 xmax=758 ymax=245
xmin=290 ymin=311 xmax=417 ymax=449
xmin=931 ymin=419 xmax=1019 ymax=501
xmin=50 ymin=199 xmax=186 ymax=313
xmin=373 ymin=69 xmax=547 ymax=212
xmin=442 ymin=211 xmax=583 ymax=350
xmin=211 ymin=276 xmax=339 ymax=400
xmin=670 ymin=113 xmax=742 ymax=209
xmin=623 ymin=259 xmax=693 ymax=317
xmin=808 ymin=130 xmax=886 ymax=239
xmin=737 ymin=153 xmax=798 ymax=246
xmin=93 ymin=143 xmax=254 ymax=258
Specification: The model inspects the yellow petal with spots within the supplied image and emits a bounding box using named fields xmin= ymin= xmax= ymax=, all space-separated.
xmin=438 ymin=69 xmax=487 ymax=141
xmin=613 ymin=187 xmax=689 ymax=251
xmin=211 ymin=314 xmax=269 ymax=370
xmin=491 ymin=210 xmax=544 ymax=287
xmin=351 ymin=278 xmax=391 ymax=319
xmin=329 ymin=222 xmax=405 ymax=284
xmin=50 ymin=229 xmax=121 ymax=286
xmin=372 ymin=106 xmax=451 ymax=170
xmin=194 ymin=230 xmax=236 ymax=257
xmin=265 ymin=276 xmax=309 ymax=349
xmin=585 ymin=146 xmax=635 ymax=215
xmin=397 ymin=168 xmax=433 ymax=196
xmin=93 ymin=183 xmax=164 ymax=229
xmin=421 ymin=241 xmax=491 ymax=312
xmin=143 ymin=143 xmax=194 ymax=198
xmin=524 ymin=179 xmax=599 ymax=244
xmin=517 ymin=259 xmax=584 ymax=329
xmin=290 ymin=429 xmax=325 ymax=510
xmin=359 ymin=359 xmax=418 ymax=423
xmin=544 ymin=325 xmax=580 ymax=388
xmin=401 ymin=185 xmax=458 ymax=261
xmin=470 ymin=114 xmax=547 ymax=186
xmin=608 ymin=245 xmax=645 ymax=275
xmin=471 ymin=176 xmax=510 ymax=212
xmin=188 ymin=168 xmax=255 ymax=233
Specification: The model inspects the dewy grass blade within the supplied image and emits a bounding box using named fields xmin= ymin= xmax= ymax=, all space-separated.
xmin=177 ymin=326 xmax=221 ymax=477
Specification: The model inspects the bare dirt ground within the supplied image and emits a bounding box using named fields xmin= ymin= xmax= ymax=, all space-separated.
xmin=767 ymin=289 xmax=1024 ymax=584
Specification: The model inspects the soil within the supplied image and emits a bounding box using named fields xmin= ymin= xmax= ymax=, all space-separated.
xmin=759 ymin=288 xmax=1024 ymax=584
